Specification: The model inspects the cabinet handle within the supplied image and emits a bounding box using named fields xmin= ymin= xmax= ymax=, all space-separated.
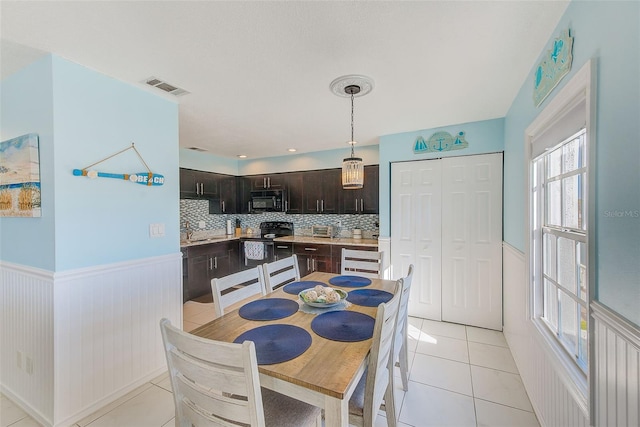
xmin=307 ymin=258 xmax=310 ymax=270
xmin=321 ymin=200 xmax=324 ymax=212
xmin=221 ymin=201 xmax=225 ymax=212
xmin=355 ymin=199 xmax=358 ymax=212
xmin=200 ymin=183 xmax=204 ymax=194
xmin=316 ymin=200 xmax=319 ymax=212
xmin=312 ymin=259 xmax=315 ymax=271
xmin=304 ymin=247 xmax=317 ymax=251
xmin=268 ymin=177 xmax=271 ymax=188
xmin=276 ymin=245 xmax=289 ymax=249
xmin=214 ymin=257 xmax=218 ymax=269
xmin=263 ymin=177 xmax=267 ymax=188
xmin=361 ymin=199 xmax=364 ymax=211
xmin=248 ymin=202 xmax=251 ymax=212
xmin=209 ymin=257 xmax=213 ymax=270
xmin=195 ymin=182 xmax=200 ymax=195
xmin=284 ymin=200 xmax=288 ymax=212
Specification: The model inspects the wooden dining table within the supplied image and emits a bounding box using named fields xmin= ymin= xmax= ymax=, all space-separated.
xmin=191 ymin=271 xmax=398 ymax=427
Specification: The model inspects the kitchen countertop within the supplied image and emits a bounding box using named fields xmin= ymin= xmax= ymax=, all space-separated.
xmin=180 ymin=233 xmax=254 ymax=248
xmin=273 ymin=235 xmax=378 ymax=247
xmin=181 ymin=234 xmax=378 ymax=248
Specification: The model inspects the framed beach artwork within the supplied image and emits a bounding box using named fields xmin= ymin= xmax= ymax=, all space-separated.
xmin=0 ymin=133 xmax=41 ymax=217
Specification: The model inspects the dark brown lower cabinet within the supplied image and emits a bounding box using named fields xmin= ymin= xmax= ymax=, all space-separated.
xmin=294 ymin=243 xmax=332 ymax=276
xmin=293 ymin=243 xmax=378 ymax=276
xmin=182 ymin=241 xmax=239 ymax=302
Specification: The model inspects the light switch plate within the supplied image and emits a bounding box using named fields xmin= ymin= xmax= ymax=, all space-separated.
xmin=149 ymin=223 xmax=165 ymax=238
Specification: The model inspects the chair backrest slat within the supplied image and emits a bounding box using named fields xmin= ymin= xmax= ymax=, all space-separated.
xmin=212 ymin=267 xmax=266 ymax=317
xmin=394 ymin=264 xmax=414 ymax=358
xmin=160 ymin=319 xmax=265 ymax=427
xmin=262 ymin=255 xmax=300 ymax=293
xmin=341 ymin=248 xmax=383 ymax=279
xmin=362 ymin=280 xmax=402 ymax=425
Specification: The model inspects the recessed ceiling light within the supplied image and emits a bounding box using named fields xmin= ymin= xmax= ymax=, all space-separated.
xmin=287 ymin=148 xmax=297 ymax=152
xmin=237 ymin=154 xmax=247 ymax=159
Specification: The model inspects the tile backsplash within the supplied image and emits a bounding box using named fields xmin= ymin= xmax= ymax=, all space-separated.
xmin=180 ymin=199 xmax=379 ymax=239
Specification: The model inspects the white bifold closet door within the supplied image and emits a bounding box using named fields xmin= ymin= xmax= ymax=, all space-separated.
xmin=391 ymin=153 xmax=503 ymax=330
xmin=391 ymin=160 xmax=443 ymax=321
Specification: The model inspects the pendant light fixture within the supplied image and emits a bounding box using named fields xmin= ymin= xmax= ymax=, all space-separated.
xmin=330 ymin=75 xmax=374 ymax=190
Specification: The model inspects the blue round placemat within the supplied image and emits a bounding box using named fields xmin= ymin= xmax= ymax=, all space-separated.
xmin=238 ymin=298 xmax=299 ymax=321
xmin=282 ymin=281 xmax=327 ymax=295
xmin=311 ymin=311 xmax=375 ymax=342
xmin=328 ymin=275 xmax=372 ymax=288
xmin=234 ymin=324 xmax=312 ymax=365
xmin=347 ymin=289 xmax=394 ymax=307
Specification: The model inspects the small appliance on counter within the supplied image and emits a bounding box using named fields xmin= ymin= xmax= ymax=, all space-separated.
xmin=352 ymin=228 xmax=362 ymax=239
xmin=226 ymin=220 xmax=233 ymax=235
xmin=311 ymin=225 xmax=333 ymax=238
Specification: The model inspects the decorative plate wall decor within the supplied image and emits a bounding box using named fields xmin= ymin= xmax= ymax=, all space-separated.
xmin=534 ymin=29 xmax=574 ymax=107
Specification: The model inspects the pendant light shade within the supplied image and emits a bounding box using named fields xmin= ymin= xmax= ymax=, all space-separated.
xmin=342 ymin=144 xmax=364 ymax=189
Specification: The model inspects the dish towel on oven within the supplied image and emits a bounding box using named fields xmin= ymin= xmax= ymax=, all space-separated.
xmin=244 ymin=241 xmax=264 ymax=265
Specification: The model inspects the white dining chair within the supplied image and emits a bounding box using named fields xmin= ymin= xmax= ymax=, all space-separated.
xmin=341 ymin=248 xmax=384 ymax=279
xmin=394 ymin=264 xmax=414 ymax=391
xmin=160 ymin=319 xmax=322 ymax=427
xmin=348 ymin=280 xmax=403 ymax=427
xmin=211 ymin=267 xmax=266 ymax=318
xmin=262 ymin=255 xmax=300 ymax=293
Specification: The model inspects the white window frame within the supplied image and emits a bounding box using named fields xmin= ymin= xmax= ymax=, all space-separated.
xmin=524 ymin=59 xmax=596 ymax=415
xmin=532 ymin=129 xmax=588 ymax=370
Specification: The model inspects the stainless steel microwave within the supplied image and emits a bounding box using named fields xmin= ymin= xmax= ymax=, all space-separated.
xmin=250 ymin=190 xmax=285 ymax=212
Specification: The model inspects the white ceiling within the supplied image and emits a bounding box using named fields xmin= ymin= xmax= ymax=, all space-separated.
xmin=1 ymin=1 xmax=569 ymax=160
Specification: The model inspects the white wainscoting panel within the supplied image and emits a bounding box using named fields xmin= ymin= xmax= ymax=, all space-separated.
xmin=0 ymin=262 xmax=55 ymax=426
xmin=502 ymin=242 xmax=589 ymax=427
xmin=1 ymin=253 xmax=182 ymax=427
xmin=593 ymin=301 xmax=640 ymax=427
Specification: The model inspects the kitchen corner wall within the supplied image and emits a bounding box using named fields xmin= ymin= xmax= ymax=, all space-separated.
xmin=180 ymin=199 xmax=379 ymax=238
xmin=1 ymin=54 xmax=181 ymax=427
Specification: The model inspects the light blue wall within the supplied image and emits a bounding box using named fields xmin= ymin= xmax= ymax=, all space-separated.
xmin=503 ymin=1 xmax=640 ymax=325
xmin=0 ymin=56 xmax=56 ymax=270
xmin=179 ymin=144 xmax=379 ymax=177
xmin=1 ymin=55 xmax=180 ymax=271
xmin=180 ymin=148 xmax=238 ymax=175
xmin=378 ymin=118 xmax=505 ymax=237
xmin=238 ymin=144 xmax=379 ymax=176
xmin=51 ymin=56 xmax=180 ymax=271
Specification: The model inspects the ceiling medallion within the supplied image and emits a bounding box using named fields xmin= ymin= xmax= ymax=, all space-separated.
xmin=329 ymin=75 xmax=374 ymax=98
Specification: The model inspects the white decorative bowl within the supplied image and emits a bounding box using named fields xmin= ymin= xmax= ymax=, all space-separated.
xmin=298 ymin=288 xmax=348 ymax=308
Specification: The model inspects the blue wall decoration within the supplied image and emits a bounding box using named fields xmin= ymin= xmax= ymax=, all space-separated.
xmin=533 ymin=28 xmax=573 ymax=107
xmin=414 ymin=131 xmax=469 ymax=154
xmin=73 ymin=143 xmax=164 ymax=186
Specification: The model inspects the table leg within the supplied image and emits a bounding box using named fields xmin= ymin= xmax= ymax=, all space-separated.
xmin=323 ymin=395 xmax=349 ymax=427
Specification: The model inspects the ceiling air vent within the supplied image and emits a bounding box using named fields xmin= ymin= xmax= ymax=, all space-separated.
xmin=187 ymin=147 xmax=207 ymax=152
xmin=143 ymin=76 xmax=189 ymax=96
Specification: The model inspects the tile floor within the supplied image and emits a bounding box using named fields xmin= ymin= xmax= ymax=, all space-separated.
xmin=2 ymin=302 xmax=539 ymax=427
